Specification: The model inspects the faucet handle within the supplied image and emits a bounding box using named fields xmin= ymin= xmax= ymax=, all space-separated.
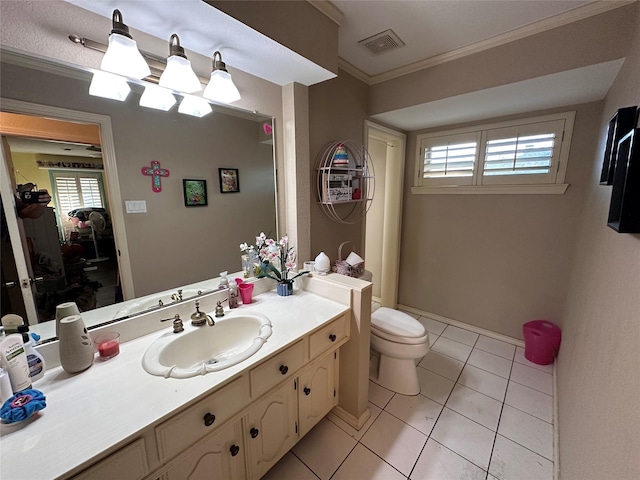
xmin=161 ymin=314 xmax=184 ymax=333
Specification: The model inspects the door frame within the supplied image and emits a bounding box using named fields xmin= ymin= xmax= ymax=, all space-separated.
xmin=0 ymin=99 xmax=134 ymax=314
xmin=363 ymin=120 xmax=406 ymax=307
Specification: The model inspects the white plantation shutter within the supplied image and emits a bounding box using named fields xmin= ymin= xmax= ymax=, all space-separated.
xmin=414 ymin=113 xmax=573 ymax=192
xmin=419 ymin=132 xmax=480 ymax=186
xmin=481 ymin=119 xmax=564 ymax=185
xmin=53 ymin=173 xmax=104 ymax=213
xmin=79 ymin=177 xmax=104 ymax=208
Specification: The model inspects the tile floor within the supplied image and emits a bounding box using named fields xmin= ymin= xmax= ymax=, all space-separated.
xmin=263 ymin=315 xmax=555 ymax=480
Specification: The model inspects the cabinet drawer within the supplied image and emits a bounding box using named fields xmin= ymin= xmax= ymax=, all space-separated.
xmin=73 ymin=439 xmax=148 ymax=480
xmin=250 ymin=340 xmax=304 ymax=398
xmin=309 ymin=314 xmax=349 ymax=359
xmin=156 ymin=376 xmax=247 ymax=462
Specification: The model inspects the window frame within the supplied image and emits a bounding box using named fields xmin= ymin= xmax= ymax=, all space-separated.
xmin=413 ymin=111 xmax=575 ymax=195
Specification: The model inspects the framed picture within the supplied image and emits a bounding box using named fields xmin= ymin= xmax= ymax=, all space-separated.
xmin=219 ymin=168 xmax=240 ymax=193
xmin=183 ymin=179 xmax=208 ymax=207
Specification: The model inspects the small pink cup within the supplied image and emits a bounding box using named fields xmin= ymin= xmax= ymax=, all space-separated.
xmin=235 ymin=278 xmax=244 ymax=285
xmin=238 ymin=283 xmax=254 ymax=304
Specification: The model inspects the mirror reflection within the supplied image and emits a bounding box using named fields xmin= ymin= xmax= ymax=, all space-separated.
xmin=0 ymin=55 xmax=277 ymax=339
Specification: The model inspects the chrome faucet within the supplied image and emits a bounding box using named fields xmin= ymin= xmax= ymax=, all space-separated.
xmin=191 ymin=300 xmax=215 ymax=327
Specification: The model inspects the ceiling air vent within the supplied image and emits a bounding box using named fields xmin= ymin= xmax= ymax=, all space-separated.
xmin=358 ymin=29 xmax=405 ymax=55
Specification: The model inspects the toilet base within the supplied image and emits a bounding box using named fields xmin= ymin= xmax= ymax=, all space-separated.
xmin=372 ymin=355 xmax=421 ymax=395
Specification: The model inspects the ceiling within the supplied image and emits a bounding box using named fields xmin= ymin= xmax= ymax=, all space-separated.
xmin=333 ymin=0 xmax=596 ymax=79
xmin=7 ymin=137 xmax=102 ymax=159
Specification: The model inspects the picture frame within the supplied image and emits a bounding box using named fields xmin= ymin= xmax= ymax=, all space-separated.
xmin=219 ymin=168 xmax=240 ymax=193
xmin=183 ymin=179 xmax=208 ymax=207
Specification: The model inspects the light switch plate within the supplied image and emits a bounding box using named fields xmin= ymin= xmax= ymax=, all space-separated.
xmin=125 ymin=200 xmax=147 ymax=213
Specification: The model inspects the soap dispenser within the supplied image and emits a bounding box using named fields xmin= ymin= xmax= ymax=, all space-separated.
xmin=18 ymin=325 xmax=45 ymax=383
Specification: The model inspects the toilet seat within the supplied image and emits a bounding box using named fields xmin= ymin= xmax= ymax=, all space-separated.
xmin=371 ymin=307 xmax=427 ymax=345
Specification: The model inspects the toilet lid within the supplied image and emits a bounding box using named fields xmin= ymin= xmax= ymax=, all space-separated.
xmin=371 ymin=307 xmax=426 ymax=338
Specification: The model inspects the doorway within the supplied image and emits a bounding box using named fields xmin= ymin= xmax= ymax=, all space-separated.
xmin=0 ymin=102 xmax=132 ymax=325
xmin=364 ymin=121 xmax=406 ymax=307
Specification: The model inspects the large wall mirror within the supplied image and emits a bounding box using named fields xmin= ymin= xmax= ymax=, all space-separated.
xmin=0 ymin=52 xmax=277 ymax=341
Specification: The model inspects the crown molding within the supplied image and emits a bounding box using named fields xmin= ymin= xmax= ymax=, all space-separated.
xmin=308 ymin=0 xmax=344 ymax=26
xmin=337 ymin=57 xmax=370 ymax=84
xmin=344 ymin=0 xmax=634 ymax=86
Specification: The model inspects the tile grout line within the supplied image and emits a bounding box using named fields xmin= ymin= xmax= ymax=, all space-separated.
xmin=484 ymin=348 xmax=517 ymax=480
xmin=407 ymin=329 xmax=484 ymax=478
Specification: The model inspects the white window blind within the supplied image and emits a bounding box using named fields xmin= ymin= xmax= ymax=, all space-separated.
xmin=418 ymin=132 xmax=480 ymax=186
xmin=52 ymin=172 xmax=104 ymax=214
xmin=414 ymin=112 xmax=574 ymax=193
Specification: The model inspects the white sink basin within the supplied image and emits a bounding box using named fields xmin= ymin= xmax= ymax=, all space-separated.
xmin=113 ymin=289 xmax=211 ymax=318
xmin=142 ymin=310 xmax=272 ymax=378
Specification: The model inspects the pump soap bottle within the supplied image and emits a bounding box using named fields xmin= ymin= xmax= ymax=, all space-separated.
xmin=18 ymin=325 xmax=45 ymax=383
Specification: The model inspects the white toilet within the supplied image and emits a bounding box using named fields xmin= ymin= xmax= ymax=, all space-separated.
xmin=370 ymin=307 xmax=430 ymax=395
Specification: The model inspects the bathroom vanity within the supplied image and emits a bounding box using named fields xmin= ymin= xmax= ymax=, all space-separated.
xmin=0 ymin=273 xmax=372 ymax=480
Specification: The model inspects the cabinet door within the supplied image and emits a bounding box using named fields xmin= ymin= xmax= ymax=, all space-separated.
xmin=163 ymin=420 xmax=245 ymax=480
xmin=244 ymin=380 xmax=298 ymax=480
xmin=298 ymin=352 xmax=337 ymax=437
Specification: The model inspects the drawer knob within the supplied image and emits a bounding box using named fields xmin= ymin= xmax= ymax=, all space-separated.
xmin=250 ymin=427 xmax=260 ymax=438
xmin=203 ymin=412 xmax=216 ymax=427
xmin=303 ymin=387 xmax=311 ymax=396
xmin=230 ymin=445 xmax=240 ymax=457
xmin=329 ymin=334 xmax=337 ymax=342
xmin=279 ymin=365 xmax=289 ymax=375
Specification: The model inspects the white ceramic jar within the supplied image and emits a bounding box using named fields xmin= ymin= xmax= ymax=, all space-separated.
xmin=314 ymin=252 xmax=331 ymax=275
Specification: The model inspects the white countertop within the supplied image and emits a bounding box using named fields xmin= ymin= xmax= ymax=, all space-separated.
xmin=0 ymin=288 xmax=349 ymax=480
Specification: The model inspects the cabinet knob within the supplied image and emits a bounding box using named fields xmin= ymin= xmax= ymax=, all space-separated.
xmin=203 ymin=412 xmax=216 ymax=427
xmin=303 ymin=387 xmax=311 ymax=396
xmin=230 ymin=444 xmax=240 ymax=457
xmin=279 ymin=365 xmax=288 ymax=375
xmin=329 ymin=334 xmax=337 ymax=342
xmin=250 ymin=427 xmax=260 ymax=438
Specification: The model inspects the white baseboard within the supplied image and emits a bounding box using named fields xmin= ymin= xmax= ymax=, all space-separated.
xmin=397 ymin=304 xmax=525 ymax=347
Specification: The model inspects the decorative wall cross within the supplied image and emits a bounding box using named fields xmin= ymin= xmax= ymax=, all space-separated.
xmin=141 ymin=161 xmax=170 ymax=193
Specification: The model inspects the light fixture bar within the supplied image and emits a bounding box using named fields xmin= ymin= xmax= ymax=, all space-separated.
xmin=69 ymin=34 xmax=210 ymax=85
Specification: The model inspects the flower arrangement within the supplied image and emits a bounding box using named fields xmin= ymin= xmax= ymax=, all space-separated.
xmin=240 ymin=232 xmax=308 ymax=284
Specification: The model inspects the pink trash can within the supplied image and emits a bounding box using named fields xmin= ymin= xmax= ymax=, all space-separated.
xmin=523 ymin=320 xmax=562 ymax=365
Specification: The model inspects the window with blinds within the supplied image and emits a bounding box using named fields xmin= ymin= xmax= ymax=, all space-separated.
xmin=414 ymin=112 xmax=574 ymax=193
xmin=52 ymin=172 xmax=104 ymax=214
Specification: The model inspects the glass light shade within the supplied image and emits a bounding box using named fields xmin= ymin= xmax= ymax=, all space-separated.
xmin=89 ymin=71 xmax=130 ymax=101
xmin=139 ymin=85 xmax=176 ymax=111
xmin=101 ymin=33 xmax=150 ymax=79
xmin=178 ymin=95 xmax=212 ymax=117
xmin=203 ymin=70 xmax=241 ymax=104
xmin=159 ymin=56 xmax=202 ymax=93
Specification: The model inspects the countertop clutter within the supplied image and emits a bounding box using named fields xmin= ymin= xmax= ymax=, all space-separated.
xmin=0 ymin=287 xmax=349 ymax=480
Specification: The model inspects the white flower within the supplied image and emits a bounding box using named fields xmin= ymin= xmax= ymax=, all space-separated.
xmin=240 ymin=242 xmax=249 ymax=251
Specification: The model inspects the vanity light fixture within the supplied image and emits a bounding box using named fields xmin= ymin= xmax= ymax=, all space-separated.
xmin=89 ymin=71 xmax=131 ymax=101
xmin=203 ymin=51 xmax=241 ymax=104
xmin=178 ymin=95 xmax=212 ymax=117
xmin=158 ymin=34 xmax=202 ymax=94
xmin=139 ymin=84 xmax=177 ymax=111
xmin=100 ymin=9 xmax=150 ymax=80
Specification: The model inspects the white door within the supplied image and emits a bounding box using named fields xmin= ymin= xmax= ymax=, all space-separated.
xmin=0 ymin=137 xmax=39 ymax=321
xmin=364 ymin=121 xmax=406 ymax=307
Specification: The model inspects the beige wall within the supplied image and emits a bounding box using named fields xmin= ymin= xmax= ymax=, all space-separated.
xmin=557 ymin=5 xmax=640 ymax=480
xmin=1 ymin=62 xmax=277 ymax=297
xmin=308 ymin=69 xmax=369 ymax=262
xmin=400 ymin=101 xmax=601 ymax=339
